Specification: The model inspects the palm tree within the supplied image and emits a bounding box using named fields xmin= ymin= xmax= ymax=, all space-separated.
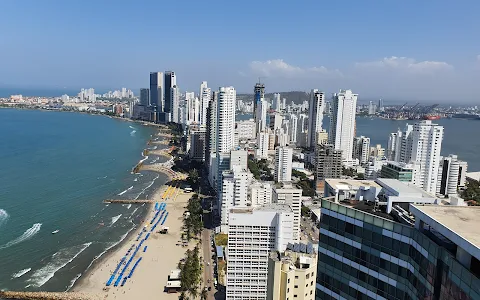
xmin=201 ymin=289 xmax=208 ymax=300
xmin=179 ymin=291 xmax=187 ymax=300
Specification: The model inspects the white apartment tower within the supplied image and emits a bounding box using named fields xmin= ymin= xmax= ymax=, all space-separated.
xmin=216 ymin=86 xmax=236 ymax=153
xmin=273 ymin=93 xmax=281 ymax=111
xmin=353 ymin=136 xmax=371 ymax=165
xmin=307 ymin=89 xmax=325 ymax=148
xmin=289 ymin=114 xmax=298 ymax=143
xmin=226 ymin=205 xmax=295 ymax=300
xmin=185 ymin=92 xmax=195 ymax=124
xmin=200 ymin=81 xmax=211 ymax=126
xmin=329 ymin=89 xmax=358 ymax=163
xmin=256 ymin=132 xmax=269 ymax=159
xmin=220 ymin=167 xmax=251 ymax=232
xmin=410 ymin=121 xmax=444 ymax=194
xmin=273 ymin=183 xmax=302 ymax=242
xmin=256 ymin=98 xmax=269 ymax=134
xmin=250 ymin=182 xmax=273 ymax=207
xmin=170 ymin=86 xmax=180 ymax=123
xmin=274 ymin=147 xmax=293 ymax=183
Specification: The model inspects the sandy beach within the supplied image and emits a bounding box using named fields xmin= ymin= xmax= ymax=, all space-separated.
xmin=73 ymin=169 xmax=192 ymax=300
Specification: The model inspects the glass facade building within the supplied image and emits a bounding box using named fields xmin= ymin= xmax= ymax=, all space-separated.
xmin=316 ymin=199 xmax=480 ymax=300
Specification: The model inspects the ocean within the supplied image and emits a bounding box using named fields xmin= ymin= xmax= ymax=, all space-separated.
xmin=0 ymin=109 xmax=169 ymax=292
xmin=237 ymin=113 xmax=480 ymax=171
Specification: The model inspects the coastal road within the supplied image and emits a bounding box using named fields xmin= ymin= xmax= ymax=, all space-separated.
xmin=202 ymin=228 xmax=216 ymax=300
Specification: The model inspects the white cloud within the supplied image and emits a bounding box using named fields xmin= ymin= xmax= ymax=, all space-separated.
xmin=355 ymin=56 xmax=453 ymax=73
xmin=249 ymin=59 xmax=343 ymax=78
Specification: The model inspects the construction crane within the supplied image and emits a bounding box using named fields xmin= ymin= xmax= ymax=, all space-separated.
xmin=398 ymin=102 xmax=408 ymax=112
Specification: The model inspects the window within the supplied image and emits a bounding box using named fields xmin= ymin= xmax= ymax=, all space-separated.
xmin=295 ymin=276 xmax=299 ymax=279
xmin=288 ymin=278 xmax=290 ymax=283
xmin=294 ymin=295 xmax=298 ymax=298
xmin=294 ymin=285 xmax=298 ymax=288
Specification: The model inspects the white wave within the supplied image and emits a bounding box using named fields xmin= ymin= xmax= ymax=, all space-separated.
xmin=126 ymin=204 xmax=132 ymax=210
xmin=66 ymin=273 xmax=82 ymax=291
xmin=110 ymin=214 xmax=122 ymax=226
xmin=130 ymin=207 xmax=139 ymax=217
xmin=12 ymin=268 xmax=31 ymax=278
xmin=26 ymin=242 xmax=92 ymax=287
xmin=130 ymin=130 xmax=137 ymax=136
xmin=118 ymin=186 xmax=133 ymax=196
xmin=129 ymin=125 xmax=135 ymax=129
xmin=0 ymin=223 xmax=42 ymax=249
xmin=133 ymin=178 xmax=138 ymax=182
xmin=134 ymin=174 xmax=160 ymax=200
xmin=0 ymin=209 xmax=8 ymax=228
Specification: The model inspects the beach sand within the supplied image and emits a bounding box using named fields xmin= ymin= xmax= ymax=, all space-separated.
xmin=73 ymin=175 xmax=192 ymax=300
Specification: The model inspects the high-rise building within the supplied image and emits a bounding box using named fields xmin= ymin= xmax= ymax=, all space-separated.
xmin=288 ymin=114 xmax=298 ymax=144
xmin=307 ymin=89 xmax=325 ymax=148
xmin=206 ymin=92 xmax=218 ymax=186
xmin=235 ymin=119 xmax=256 ymax=140
xmin=368 ymin=100 xmax=376 ymax=115
xmin=230 ymin=150 xmax=248 ymax=170
xmin=380 ymin=161 xmax=420 ymax=182
xmin=329 ymin=90 xmax=358 ymax=164
xmin=149 ymin=72 xmax=163 ymax=110
xmin=220 ymin=166 xmax=251 ymax=232
xmin=353 ymin=136 xmax=371 ymax=165
xmin=378 ymin=98 xmax=384 ymax=112
xmin=139 ymin=88 xmax=150 ymax=106
xmin=316 ymin=130 xmax=328 ymax=146
xmin=163 ymin=71 xmax=176 ymax=114
xmin=215 ymin=87 xmax=236 ymax=193
xmin=226 ymin=204 xmax=294 ymax=300
xmin=315 ymin=144 xmax=342 ymax=193
xmin=256 ymin=132 xmax=269 ymax=159
xmin=170 ymin=85 xmax=180 ymax=123
xmin=256 ymin=99 xmax=269 ymax=133
xmin=273 ymin=93 xmax=281 ymax=111
xmin=272 ymin=183 xmax=302 ymax=242
xmin=438 ymin=154 xmax=468 ymax=196
xmin=189 ymin=130 xmax=206 ymax=161
xmin=316 ymin=197 xmax=480 ymax=300
xmin=370 ymin=144 xmax=385 ymax=159
xmin=267 ymin=244 xmax=317 ymax=300
xmin=250 ymin=182 xmax=273 ymax=207
xmin=200 ymin=81 xmax=211 ymax=126
xmin=274 ymin=147 xmax=293 ymax=183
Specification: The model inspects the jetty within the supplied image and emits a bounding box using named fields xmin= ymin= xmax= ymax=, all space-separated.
xmin=104 ymin=199 xmax=154 ymax=204
xmin=0 ymin=291 xmax=100 ymax=300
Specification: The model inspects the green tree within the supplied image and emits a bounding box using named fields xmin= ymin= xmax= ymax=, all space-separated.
xmin=201 ymin=289 xmax=208 ymax=300
xmin=188 ymin=169 xmax=199 ymax=186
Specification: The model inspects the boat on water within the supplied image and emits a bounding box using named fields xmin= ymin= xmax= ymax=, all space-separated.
xmin=51 ymin=230 xmax=59 ymax=234
xmin=452 ymin=113 xmax=480 ymax=120
xmin=423 ymin=115 xmax=441 ymax=120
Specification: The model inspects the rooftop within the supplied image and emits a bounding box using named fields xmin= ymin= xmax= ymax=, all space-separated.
xmin=377 ymin=178 xmax=435 ymax=198
xmin=325 ymin=178 xmax=381 ymax=190
xmin=411 ymin=205 xmax=480 ymax=260
xmin=230 ymin=203 xmax=293 ymax=214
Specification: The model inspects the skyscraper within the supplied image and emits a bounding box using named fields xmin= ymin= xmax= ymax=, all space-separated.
xmin=139 ymin=88 xmax=149 ymax=106
xmin=163 ymin=71 xmax=176 ymax=114
xmin=353 ymin=136 xmax=371 ymax=165
xmin=256 ymin=98 xmax=268 ymax=134
xmin=273 ymin=93 xmax=281 ymax=111
xmin=329 ymin=89 xmax=358 ymax=164
xmin=253 ymin=82 xmax=265 ymax=131
xmin=185 ymin=92 xmax=195 ymax=123
xmin=315 ymin=144 xmax=342 ymax=193
xmin=307 ymin=89 xmax=325 ymax=148
xmin=149 ymin=72 xmax=163 ymax=110
xmin=170 ymin=85 xmax=180 ymax=123
xmin=288 ymin=114 xmax=298 ymax=143
xmin=274 ymin=147 xmax=293 ymax=183
xmin=200 ymin=81 xmax=211 ymax=126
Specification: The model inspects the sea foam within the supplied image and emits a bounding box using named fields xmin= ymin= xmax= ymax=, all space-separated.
xmin=26 ymin=242 xmax=92 ymax=287
xmin=0 ymin=223 xmax=42 ymax=249
xmin=110 ymin=214 xmax=122 ymax=226
xmin=118 ymin=186 xmax=133 ymax=196
xmin=11 ymin=268 xmax=31 ymax=279
xmin=0 ymin=209 xmax=9 ymax=228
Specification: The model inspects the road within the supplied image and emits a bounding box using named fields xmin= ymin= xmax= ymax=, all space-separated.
xmin=201 ymin=228 xmax=215 ymax=300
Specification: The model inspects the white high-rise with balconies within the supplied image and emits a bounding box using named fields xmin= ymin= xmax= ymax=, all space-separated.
xmin=307 ymin=89 xmax=325 ymax=148
xmin=273 ymin=93 xmax=281 ymax=111
xmin=288 ymin=114 xmax=298 ymax=143
xmin=220 ymin=166 xmax=251 ymax=232
xmin=170 ymin=86 xmax=180 ymax=123
xmin=329 ymin=89 xmax=358 ymax=164
xmin=256 ymin=98 xmax=268 ymax=134
xmin=353 ymin=136 xmax=371 ymax=165
xmin=200 ymin=81 xmax=211 ymax=126
xmin=410 ymin=120 xmax=444 ymax=194
xmin=274 ymin=147 xmax=293 ymax=183
xmin=226 ymin=204 xmax=294 ymax=300
xmin=256 ymin=132 xmax=269 ymax=159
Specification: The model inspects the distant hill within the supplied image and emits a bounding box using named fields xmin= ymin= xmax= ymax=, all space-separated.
xmin=237 ymin=91 xmax=309 ymax=105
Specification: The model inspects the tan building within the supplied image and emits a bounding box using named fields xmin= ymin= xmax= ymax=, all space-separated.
xmin=267 ymin=243 xmax=317 ymax=300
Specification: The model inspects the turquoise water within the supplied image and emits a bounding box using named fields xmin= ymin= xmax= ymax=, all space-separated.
xmin=0 ymin=109 xmax=168 ymax=292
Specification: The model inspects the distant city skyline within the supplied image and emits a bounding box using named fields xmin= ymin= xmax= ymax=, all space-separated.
xmin=1 ymin=1 xmax=480 ymax=102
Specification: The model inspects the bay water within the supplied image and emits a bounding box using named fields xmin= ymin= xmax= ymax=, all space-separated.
xmin=0 ymin=109 xmax=169 ymax=292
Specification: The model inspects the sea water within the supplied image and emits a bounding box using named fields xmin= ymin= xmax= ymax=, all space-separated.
xmin=0 ymin=109 xmax=169 ymax=291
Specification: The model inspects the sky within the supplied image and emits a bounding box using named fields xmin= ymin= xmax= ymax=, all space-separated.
xmin=1 ymin=0 xmax=479 ymax=102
